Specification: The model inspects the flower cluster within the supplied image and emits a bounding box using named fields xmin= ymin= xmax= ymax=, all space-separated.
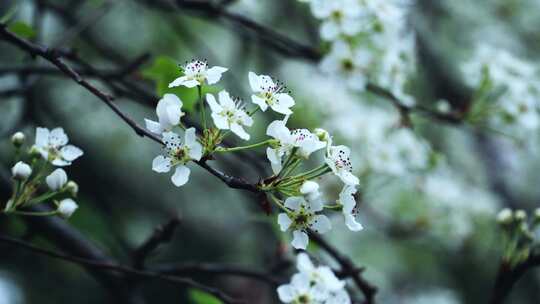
xmin=304 ymin=0 xmax=416 ymax=106
xmin=497 ymin=208 xmax=540 ymax=267
xmin=4 ymin=128 xmax=83 ymax=218
xmin=461 ymin=44 xmax=540 ymax=137
xmin=277 ymin=253 xmax=351 ymax=304
xmin=146 ymin=59 xmax=364 ymax=249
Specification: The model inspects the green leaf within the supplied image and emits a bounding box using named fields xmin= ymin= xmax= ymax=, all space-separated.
xmin=141 ymin=56 xmax=219 ymax=112
xmin=7 ymin=21 xmax=36 ymax=39
xmin=189 ymin=289 xmax=223 ymax=304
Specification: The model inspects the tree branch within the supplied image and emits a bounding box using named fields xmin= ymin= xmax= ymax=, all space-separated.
xmin=489 ymin=253 xmax=540 ymax=304
xmin=0 ymin=235 xmax=242 ymax=304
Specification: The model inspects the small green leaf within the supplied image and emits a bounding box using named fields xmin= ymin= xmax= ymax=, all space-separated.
xmin=7 ymin=21 xmax=36 ymax=39
xmin=141 ymin=56 xmax=219 ymax=112
xmin=189 ymin=289 xmax=223 ymax=304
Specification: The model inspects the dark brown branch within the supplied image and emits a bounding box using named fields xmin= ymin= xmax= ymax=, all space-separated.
xmin=309 ymin=232 xmax=377 ymax=304
xmin=0 ymin=235 xmax=242 ymax=304
xmin=154 ymin=262 xmax=282 ymax=285
xmin=489 ymin=254 xmax=540 ymax=304
xmin=0 ymin=24 xmax=261 ymax=193
xmin=132 ymin=216 xmax=181 ymax=269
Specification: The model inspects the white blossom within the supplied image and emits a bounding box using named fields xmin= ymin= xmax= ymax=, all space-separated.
xmin=206 ymin=90 xmax=253 ymax=140
xmin=11 ymin=132 xmax=25 ymax=147
xmin=325 ymin=145 xmax=359 ymax=185
xmin=248 ymin=72 xmax=295 ymax=115
xmin=152 ymin=128 xmax=203 ymax=187
xmin=277 ymin=253 xmax=351 ymax=304
xmin=277 ymin=196 xmax=331 ymax=250
xmin=34 ymin=127 xmax=83 ymax=166
xmin=169 ymin=59 xmax=227 ymax=88
xmin=145 ymin=93 xmax=184 ymax=134
xmin=46 ymin=169 xmax=68 ymax=191
xmin=58 ymin=198 xmax=78 ymax=218
xmin=11 ymin=161 xmax=32 ymax=180
xmin=266 ymin=119 xmax=326 ymax=173
xmin=338 ymin=185 xmax=363 ymax=231
xmin=310 ymin=0 xmax=365 ymax=41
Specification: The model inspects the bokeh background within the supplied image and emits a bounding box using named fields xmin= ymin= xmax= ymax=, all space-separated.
xmin=1 ymin=0 xmax=540 ymax=303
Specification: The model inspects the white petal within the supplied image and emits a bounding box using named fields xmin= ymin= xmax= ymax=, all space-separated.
xmin=276 ymin=93 xmax=295 ymax=108
xmin=51 ymin=158 xmax=70 ymax=167
xmin=344 ymin=213 xmax=363 ymax=231
xmin=49 ymin=128 xmax=68 ymax=147
xmin=168 ymin=76 xmax=188 ymax=88
xmin=291 ymin=230 xmax=309 ymax=250
xmin=188 ymin=142 xmax=203 ymax=161
xmin=171 ymin=165 xmax=190 ymax=187
xmin=145 ymin=119 xmax=162 ymax=134
xmin=251 ymin=95 xmax=268 ymax=111
xmin=35 ymin=127 xmax=49 ymax=147
xmin=46 ymin=169 xmax=68 ymax=191
xmin=266 ymin=147 xmax=281 ymax=165
xmin=270 ymin=102 xmax=293 ymax=115
xmin=284 ymin=197 xmax=305 ymax=211
xmin=248 ymin=71 xmax=262 ymax=92
xmin=321 ymin=20 xmax=341 ymax=41
xmin=230 ymin=123 xmax=250 ymax=140
xmin=277 ymin=285 xmax=296 ymax=303
xmin=206 ymin=66 xmax=227 ymax=84
xmin=277 ymin=213 xmax=293 ymax=231
xmin=218 ymin=90 xmax=235 ymax=109
xmin=205 ymin=94 xmax=222 ymax=113
xmin=310 ymin=215 xmax=332 ymax=234
xmin=266 ymin=119 xmax=290 ymax=140
xmin=339 ymin=170 xmax=359 ymax=185
xmin=211 ymin=113 xmax=230 ymax=130
xmin=60 ymin=145 xmax=83 ymax=162
xmin=184 ymin=128 xmax=197 ymax=147
xmin=183 ymin=79 xmax=200 ymax=88
xmin=296 ymin=253 xmax=315 ymax=273
xmin=152 ymin=155 xmax=172 ymax=173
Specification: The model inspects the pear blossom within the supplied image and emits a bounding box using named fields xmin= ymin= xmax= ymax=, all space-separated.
xmin=325 ymin=145 xmax=359 ymax=185
xmin=338 ymin=185 xmax=363 ymax=231
xmin=206 ymin=90 xmax=253 ymax=140
xmin=58 ymin=198 xmax=78 ymax=218
xmin=310 ymin=0 xmax=365 ymax=41
xmin=152 ymin=128 xmax=203 ymax=187
xmin=248 ymin=72 xmax=295 ymax=115
xmin=46 ymin=169 xmax=68 ymax=191
xmin=11 ymin=161 xmax=32 ymax=180
xmin=145 ymin=94 xmax=184 ymax=134
xmin=266 ymin=119 xmax=326 ymax=173
xmin=277 ymin=273 xmax=327 ymax=304
xmin=277 ymin=253 xmax=351 ymax=304
xmin=277 ymin=196 xmax=331 ymax=250
xmin=169 ymin=59 xmax=227 ymax=88
xmin=320 ymin=40 xmax=373 ymax=91
xmin=33 ymin=127 xmax=83 ymax=166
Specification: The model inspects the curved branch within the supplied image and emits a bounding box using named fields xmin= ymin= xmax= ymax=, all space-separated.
xmin=489 ymin=254 xmax=540 ymax=304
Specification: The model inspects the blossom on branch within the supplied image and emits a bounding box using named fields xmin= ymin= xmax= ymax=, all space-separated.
xmin=248 ymin=72 xmax=295 ymax=115
xmin=145 ymin=93 xmax=185 ymax=134
xmin=152 ymin=128 xmax=203 ymax=187
xmin=169 ymin=59 xmax=227 ymax=88
xmin=206 ymin=90 xmax=253 ymax=140
xmin=34 ymin=127 xmax=83 ymax=167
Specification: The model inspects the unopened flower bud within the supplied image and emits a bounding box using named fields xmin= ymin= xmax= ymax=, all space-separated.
xmin=58 ymin=199 xmax=78 ymax=218
xmin=314 ymin=128 xmax=331 ymax=143
xmin=29 ymin=146 xmax=42 ymax=159
xmin=11 ymin=132 xmax=25 ymax=147
xmin=65 ymin=181 xmax=79 ymax=197
xmin=496 ymin=208 xmax=513 ymax=225
xmin=300 ymin=181 xmax=319 ymax=195
xmin=11 ymin=161 xmax=32 ymax=180
xmin=46 ymin=169 xmax=68 ymax=191
xmin=514 ymin=210 xmax=527 ymax=222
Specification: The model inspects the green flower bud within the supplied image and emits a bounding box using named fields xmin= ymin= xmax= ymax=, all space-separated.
xmin=65 ymin=181 xmax=79 ymax=197
xmin=11 ymin=132 xmax=25 ymax=147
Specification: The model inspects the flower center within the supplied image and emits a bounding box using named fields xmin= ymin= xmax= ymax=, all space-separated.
xmin=295 ymin=294 xmax=310 ymax=304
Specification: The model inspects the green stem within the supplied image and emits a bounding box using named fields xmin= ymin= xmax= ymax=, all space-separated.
xmin=9 ymin=210 xmax=59 ymax=217
xmin=280 ymin=158 xmax=301 ymax=178
xmin=25 ymin=191 xmax=60 ymax=206
xmin=215 ymin=139 xmax=273 ymax=153
xmin=269 ymin=194 xmax=289 ymax=214
xmin=198 ymin=85 xmax=207 ymax=129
